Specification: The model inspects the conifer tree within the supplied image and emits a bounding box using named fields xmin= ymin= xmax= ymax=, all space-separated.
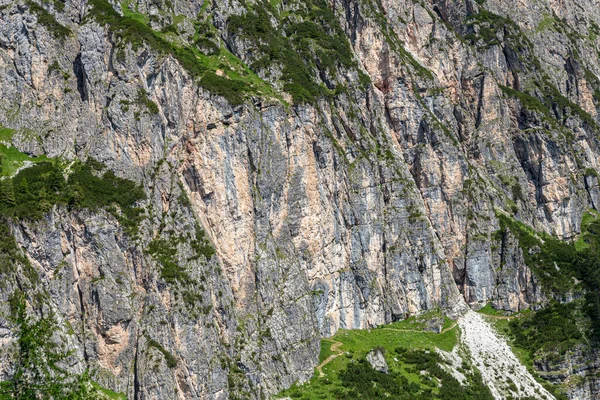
xmin=0 ymin=179 xmax=15 ymax=208
xmin=0 ymin=294 xmax=100 ymax=399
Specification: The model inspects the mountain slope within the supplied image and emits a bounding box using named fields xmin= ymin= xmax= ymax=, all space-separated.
xmin=0 ymin=0 xmax=599 ymax=398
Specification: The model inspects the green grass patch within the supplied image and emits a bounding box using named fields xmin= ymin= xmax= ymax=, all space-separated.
xmin=26 ymin=0 xmax=71 ymax=41
xmin=91 ymin=381 xmax=127 ymax=399
xmin=575 ymin=210 xmax=600 ymax=251
xmin=0 ymin=144 xmax=48 ymax=177
xmin=477 ymin=303 xmax=530 ymax=317
xmin=88 ymin=0 xmax=278 ymax=105
xmin=0 ymin=127 xmax=15 ymax=143
xmin=319 ymin=339 xmax=336 ymax=363
xmin=275 ymin=315 xmax=493 ymax=400
xmin=0 ymin=128 xmax=50 ymax=177
xmin=478 ymin=303 xmax=505 ymax=316
xmin=337 ymin=323 xmax=458 ymax=355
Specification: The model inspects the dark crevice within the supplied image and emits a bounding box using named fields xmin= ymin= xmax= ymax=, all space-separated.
xmin=73 ymin=53 xmax=88 ymax=102
xmin=584 ymin=175 xmax=598 ymax=211
xmin=513 ymin=135 xmax=544 ymax=205
xmin=76 ymin=283 xmax=88 ymax=362
xmin=133 ymin=333 xmax=140 ymax=400
xmin=107 ymin=35 xmax=119 ymax=78
xmin=499 ymin=229 xmax=506 ymax=269
xmin=474 ymin=74 xmax=485 ymax=129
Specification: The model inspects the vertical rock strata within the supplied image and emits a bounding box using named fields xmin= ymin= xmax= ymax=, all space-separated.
xmin=0 ymin=0 xmax=599 ymax=397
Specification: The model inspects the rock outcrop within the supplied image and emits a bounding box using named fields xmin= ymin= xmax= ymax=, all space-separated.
xmin=366 ymin=348 xmax=389 ymax=374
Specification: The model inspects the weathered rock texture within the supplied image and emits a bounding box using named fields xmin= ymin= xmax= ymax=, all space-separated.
xmin=366 ymin=348 xmax=389 ymax=374
xmin=0 ymin=0 xmax=599 ymax=398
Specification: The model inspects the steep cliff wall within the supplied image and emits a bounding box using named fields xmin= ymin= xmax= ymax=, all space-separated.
xmin=0 ymin=0 xmax=599 ymax=397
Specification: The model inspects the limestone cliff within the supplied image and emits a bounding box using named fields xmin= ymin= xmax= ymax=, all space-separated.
xmin=0 ymin=0 xmax=599 ymax=398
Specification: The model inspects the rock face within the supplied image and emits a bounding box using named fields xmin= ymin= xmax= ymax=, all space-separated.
xmin=366 ymin=348 xmax=389 ymax=374
xmin=536 ymin=346 xmax=600 ymax=400
xmin=0 ymin=0 xmax=599 ymax=398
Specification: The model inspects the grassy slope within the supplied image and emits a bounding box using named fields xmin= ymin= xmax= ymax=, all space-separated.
xmin=487 ymin=211 xmax=600 ymax=399
xmin=0 ymin=126 xmax=49 ymax=177
xmin=89 ymin=0 xmax=280 ymax=105
xmin=276 ymin=313 xmax=462 ymax=399
xmin=92 ymin=381 xmax=128 ymax=400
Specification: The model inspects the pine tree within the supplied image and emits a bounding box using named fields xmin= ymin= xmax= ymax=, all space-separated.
xmin=0 ymin=294 xmax=101 ymax=399
xmin=15 ymin=178 xmax=29 ymax=198
xmin=0 ymin=179 xmax=15 ymax=208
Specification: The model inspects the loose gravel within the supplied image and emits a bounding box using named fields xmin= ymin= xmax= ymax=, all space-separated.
xmin=459 ymin=310 xmax=555 ymax=400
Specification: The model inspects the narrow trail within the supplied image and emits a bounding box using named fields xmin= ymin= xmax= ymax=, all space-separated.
xmin=316 ymin=322 xmax=459 ymax=377
xmin=316 ymin=339 xmax=343 ymax=377
xmin=481 ymin=314 xmax=516 ymax=320
xmin=380 ymin=322 xmax=458 ymax=334
xmin=316 ymin=313 xmax=552 ymax=399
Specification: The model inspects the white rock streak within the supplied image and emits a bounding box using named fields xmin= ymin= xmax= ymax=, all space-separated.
xmin=459 ymin=310 xmax=555 ymax=400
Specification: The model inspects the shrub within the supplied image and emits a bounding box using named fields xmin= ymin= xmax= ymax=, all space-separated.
xmin=147 ymin=338 xmax=178 ymax=368
xmin=88 ymin=0 xmax=251 ymax=105
xmin=0 ymin=293 xmax=105 ymax=397
xmin=136 ymin=89 xmax=159 ymax=114
xmin=26 ymin=0 xmax=71 ymax=40
xmin=148 ymin=238 xmax=192 ymax=285
xmin=509 ymin=302 xmax=582 ymax=354
xmin=0 ymin=158 xmax=145 ymax=240
xmin=227 ymin=0 xmax=356 ymax=103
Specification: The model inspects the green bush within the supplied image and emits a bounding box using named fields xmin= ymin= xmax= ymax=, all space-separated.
xmin=88 ymin=0 xmax=251 ymax=105
xmin=147 ymin=338 xmax=178 ymax=368
xmin=227 ymin=0 xmax=356 ymax=103
xmin=509 ymin=302 xmax=582 ymax=355
xmin=0 ymin=159 xmax=145 ymax=238
xmin=26 ymin=0 xmax=71 ymax=41
xmin=148 ymin=238 xmax=193 ymax=285
xmin=189 ymin=228 xmax=216 ymax=260
xmin=500 ymin=213 xmax=600 ymax=345
xmin=0 ymin=162 xmax=65 ymax=220
xmin=200 ymin=72 xmax=246 ymax=105
xmin=0 ymin=293 xmax=108 ymax=398
xmin=136 ymin=89 xmax=159 ymax=114
xmin=336 ymin=350 xmax=494 ymax=400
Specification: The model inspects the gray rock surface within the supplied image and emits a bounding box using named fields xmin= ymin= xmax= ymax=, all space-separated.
xmin=366 ymin=348 xmax=389 ymax=374
xmin=0 ymin=0 xmax=598 ymax=398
